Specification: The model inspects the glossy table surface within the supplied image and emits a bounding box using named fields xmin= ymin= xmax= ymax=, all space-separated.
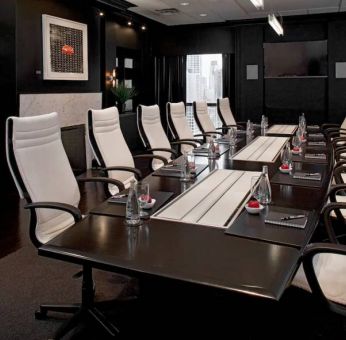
xmin=39 ymin=128 xmax=333 ymax=301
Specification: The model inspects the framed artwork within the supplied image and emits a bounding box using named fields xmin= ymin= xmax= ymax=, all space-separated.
xmin=42 ymin=14 xmax=88 ymax=80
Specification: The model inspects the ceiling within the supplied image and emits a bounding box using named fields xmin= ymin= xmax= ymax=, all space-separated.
xmin=126 ymin=0 xmax=346 ymax=26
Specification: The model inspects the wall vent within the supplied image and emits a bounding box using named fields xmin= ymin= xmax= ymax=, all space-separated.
xmin=155 ymin=8 xmax=180 ymax=15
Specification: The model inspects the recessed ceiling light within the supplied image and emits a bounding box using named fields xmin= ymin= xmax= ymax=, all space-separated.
xmin=180 ymin=2 xmax=189 ymax=5
xmin=127 ymin=20 xmax=132 ymax=26
xmin=200 ymin=13 xmax=207 ymax=17
xmin=99 ymin=11 xmax=104 ymax=16
xmin=141 ymin=25 xmax=147 ymax=31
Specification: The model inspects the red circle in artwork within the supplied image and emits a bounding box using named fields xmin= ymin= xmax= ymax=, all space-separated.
xmin=62 ymin=45 xmax=74 ymax=55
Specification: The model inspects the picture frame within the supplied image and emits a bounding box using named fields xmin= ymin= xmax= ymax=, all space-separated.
xmin=42 ymin=14 xmax=88 ymax=81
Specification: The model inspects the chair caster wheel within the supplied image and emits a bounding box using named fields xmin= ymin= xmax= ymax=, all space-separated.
xmin=35 ymin=310 xmax=47 ymax=320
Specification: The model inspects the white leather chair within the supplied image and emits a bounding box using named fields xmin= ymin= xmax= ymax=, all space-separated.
xmin=6 ymin=112 xmax=123 ymax=338
xmin=137 ymin=104 xmax=197 ymax=170
xmin=217 ymin=97 xmax=245 ymax=130
xmin=166 ymin=101 xmax=206 ymax=154
xmin=193 ymin=101 xmax=223 ymax=138
xmin=292 ymin=203 xmax=346 ymax=316
xmin=88 ymin=106 xmax=168 ymax=193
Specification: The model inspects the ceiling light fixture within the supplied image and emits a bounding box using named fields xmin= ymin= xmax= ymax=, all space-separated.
xmin=127 ymin=20 xmax=132 ymax=26
xmin=99 ymin=11 xmax=104 ymax=16
xmin=268 ymin=13 xmax=284 ymax=36
xmin=141 ymin=25 xmax=146 ymax=31
xmin=250 ymin=0 xmax=264 ymax=10
xmin=180 ymin=2 xmax=189 ymax=5
xmin=200 ymin=13 xmax=207 ymax=17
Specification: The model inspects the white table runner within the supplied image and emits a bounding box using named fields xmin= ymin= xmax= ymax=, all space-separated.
xmin=267 ymin=125 xmax=297 ymax=135
xmin=233 ymin=136 xmax=288 ymax=162
xmin=152 ymin=169 xmax=261 ymax=228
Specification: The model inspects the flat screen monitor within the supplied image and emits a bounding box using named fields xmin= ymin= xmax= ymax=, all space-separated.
xmin=264 ymin=40 xmax=328 ymax=78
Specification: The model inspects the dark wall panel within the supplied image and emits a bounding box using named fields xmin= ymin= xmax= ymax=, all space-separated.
xmin=265 ymin=79 xmax=327 ymax=124
xmin=16 ymin=0 xmax=101 ymax=95
xmin=263 ymin=20 xmax=328 ymax=124
xmin=235 ymin=25 xmax=264 ymax=122
xmin=155 ymin=25 xmax=234 ymax=56
xmin=328 ymin=20 xmax=346 ymax=124
xmin=0 ymin=0 xmax=16 ymax=188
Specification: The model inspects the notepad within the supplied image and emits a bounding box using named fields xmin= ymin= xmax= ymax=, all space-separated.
xmin=305 ymin=153 xmax=327 ymax=160
xmin=293 ymin=172 xmax=322 ymax=181
xmin=308 ymin=141 xmax=326 ymax=146
xmin=264 ymin=211 xmax=308 ymax=229
xmin=308 ymin=133 xmax=324 ymax=138
xmin=108 ymin=195 xmax=128 ymax=204
xmin=160 ymin=164 xmax=183 ymax=173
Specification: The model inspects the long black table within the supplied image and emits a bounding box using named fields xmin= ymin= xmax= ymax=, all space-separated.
xmin=39 ymin=130 xmax=333 ymax=301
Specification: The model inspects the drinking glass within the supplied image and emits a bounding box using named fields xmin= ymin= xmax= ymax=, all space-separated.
xmin=180 ymin=152 xmax=191 ymax=182
xmin=228 ymin=127 xmax=236 ymax=146
xmin=292 ymin=135 xmax=302 ymax=154
xmin=281 ymin=144 xmax=292 ymax=166
xmin=137 ymin=182 xmax=150 ymax=218
xmin=250 ymin=176 xmax=261 ymax=201
xmin=187 ymin=151 xmax=196 ymax=172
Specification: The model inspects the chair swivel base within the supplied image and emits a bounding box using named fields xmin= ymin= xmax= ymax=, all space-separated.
xmin=36 ymin=265 xmax=120 ymax=340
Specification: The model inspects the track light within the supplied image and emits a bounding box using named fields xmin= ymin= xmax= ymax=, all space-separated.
xmin=250 ymin=0 xmax=264 ymax=10
xmin=268 ymin=13 xmax=284 ymax=36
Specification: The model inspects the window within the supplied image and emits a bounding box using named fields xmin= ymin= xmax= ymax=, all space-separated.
xmin=186 ymin=54 xmax=223 ymax=134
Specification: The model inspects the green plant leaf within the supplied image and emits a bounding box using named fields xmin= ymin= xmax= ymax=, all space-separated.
xmin=110 ymin=82 xmax=138 ymax=104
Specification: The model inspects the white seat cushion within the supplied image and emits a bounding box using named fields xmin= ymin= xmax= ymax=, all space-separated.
xmin=292 ymin=253 xmax=346 ymax=305
xmin=194 ymin=101 xmax=217 ymax=134
xmin=8 ymin=112 xmax=80 ymax=244
xmin=168 ymin=102 xmax=194 ymax=154
xmin=218 ymin=98 xmax=236 ymax=126
xmin=139 ymin=105 xmax=172 ymax=169
xmin=90 ymin=107 xmax=135 ymax=186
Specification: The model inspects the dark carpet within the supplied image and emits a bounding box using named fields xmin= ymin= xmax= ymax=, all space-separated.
xmin=0 ymin=244 xmax=346 ymax=339
xmin=0 ymin=245 xmax=132 ymax=339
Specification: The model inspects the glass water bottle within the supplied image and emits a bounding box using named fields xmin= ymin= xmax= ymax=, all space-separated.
xmin=259 ymin=165 xmax=272 ymax=205
xmin=126 ymin=180 xmax=140 ymax=226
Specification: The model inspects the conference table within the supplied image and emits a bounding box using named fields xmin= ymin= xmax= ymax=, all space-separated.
xmin=38 ymin=125 xmax=333 ymax=304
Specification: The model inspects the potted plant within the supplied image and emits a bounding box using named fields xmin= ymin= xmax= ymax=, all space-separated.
xmin=110 ymin=82 xmax=138 ymax=114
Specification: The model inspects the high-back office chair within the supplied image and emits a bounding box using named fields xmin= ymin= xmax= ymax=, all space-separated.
xmin=216 ymin=97 xmax=245 ymax=130
xmin=166 ymin=101 xmax=207 ymax=153
xmin=292 ymin=203 xmax=346 ymax=316
xmin=137 ymin=104 xmax=198 ymax=169
xmin=322 ymin=116 xmax=346 ymax=140
xmin=6 ymin=112 xmax=124 ymax=338
xmin=193 ymin=101 xmax=223 ymax=137
xmin=88 ymin=106 xmax=168 ymax=191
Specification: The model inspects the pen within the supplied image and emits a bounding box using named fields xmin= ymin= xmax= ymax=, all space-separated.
xmin=113 ymin=194 xmax=127 ymax=198
xmin=281 ymin=214 xmax=305 ymax=221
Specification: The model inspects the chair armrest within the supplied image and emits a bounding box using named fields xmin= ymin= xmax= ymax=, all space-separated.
xmin=302 ymin=242 xmax=346 ymax=315
xmin=174 ymin=138 xmax=204 ymax=145
xmin=99 ymin=166 xmax=142 ymax=180
xmin=334 ymin=164 xmax=346 ymax=185
xmin=203 ymin=131 xmax=223 ymax=136
xmin=327 ymin=184 xmax=346 ymax=203
xmin=24 ymin=201 xmax=83 ymax=248
xmin=321 ymin=123 xmax=340 ymax=130
xmin=133 ymin=154 xmax=168 ymax=165
xmin=147 ymin=148 xmax=178 ymax=158
xmin=322 ymin=202 xmax=346 ymax=243
xmin=77 ymin=177 xmax=125 ymax=194
xmin=24 ymin=202 xmax=82 ymax=222
xmin=334 ymin=160 xmax=346 ymax=169
xmin=171 ymin=141 xmax=198 ymax=148
xmin=224 ymin=124 xmax=245 ymax=130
